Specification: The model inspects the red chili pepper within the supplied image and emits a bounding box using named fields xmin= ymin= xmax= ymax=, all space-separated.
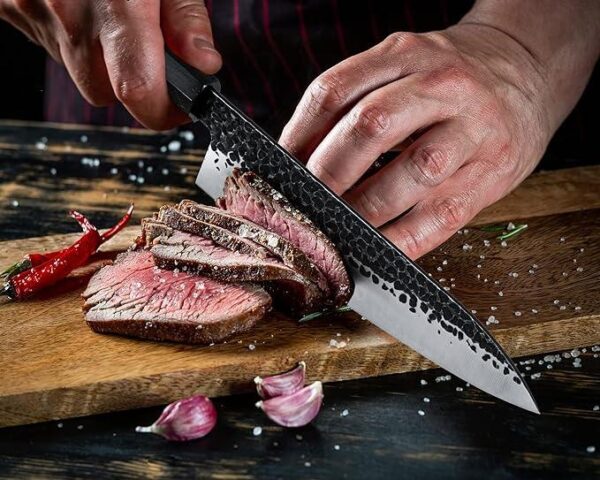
xmin=1 ymin=205 xmax=134 ymax=299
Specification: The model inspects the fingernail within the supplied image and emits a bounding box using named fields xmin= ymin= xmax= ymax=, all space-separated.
xmin=193 ymin=37 xmax=217 ymax=53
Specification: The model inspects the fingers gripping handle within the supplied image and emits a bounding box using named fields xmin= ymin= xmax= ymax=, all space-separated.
xmin=165 ymin=49 xmax=221 ymax=116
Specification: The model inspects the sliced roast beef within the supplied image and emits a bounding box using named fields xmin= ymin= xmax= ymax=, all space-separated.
xmin=175 ymin=200 xmax=329 ymax=295
xmin=143 ymin=220 xmax=324 ymax=313
xmin=157 ymin=206 xmax=272 ymax=259
xmin=218 ymin=169 xmax=353 ymax=306
xmin=83 ymin=250 xmax=271 ymax=344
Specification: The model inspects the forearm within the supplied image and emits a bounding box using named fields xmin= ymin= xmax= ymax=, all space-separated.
xmin=461 ymin=0 xmax=600 ymax=134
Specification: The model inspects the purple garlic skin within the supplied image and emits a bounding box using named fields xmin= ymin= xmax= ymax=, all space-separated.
xmin=256 ymin=381 xmax=323 ymax=427
xmin=135 ymin=394 xmax=217 ymax=441
xmin=254 ymin=361 xmax=306 ymax=399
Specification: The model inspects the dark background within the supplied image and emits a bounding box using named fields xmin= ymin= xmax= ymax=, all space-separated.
xmin=0 ymin=13 xmax=598 ymax=170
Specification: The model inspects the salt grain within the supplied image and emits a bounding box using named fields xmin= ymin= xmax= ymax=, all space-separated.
xmin=423 ymin=397 xmax=430 ymax=403
xmin=110 ymin=167 xmax=118 ymax=175
xmin=248 ymin=344 xmax=256 ymax=351
xmin=10 ymin=200 xmax=19 ymax=207
xmin=490 ymin=306 xmax=498 ymax=311
xmin=334 ymin=445 xmax=340 ymax=450
xmin=462 ymin=244 xmax=472 ymax=251
xmin=501 ymin=241 xmax=508 ymax=247
xmin=498 ymin=291 xmax=504 ymax=297
xmin=420 ymin=379 xmax=428 ymax=386
xmin=167 ymin=140 xmax=181 ymax=152
xmin=586 ymin=446 xmax=596 ymax=453
xmin=417 ymin=410 xmax=425 ymax=416
xmin=514 ymin=311 xmax=522 ymax=317
xmin=341 ymin=409 xmax=349 ymax=417
xmin=252 ymin=426 xmax=262 ymax=436
xmin=35 ymin=141 xmax=47 ymax=150
xmin=576 ymin=267 xmax=584 ymax=272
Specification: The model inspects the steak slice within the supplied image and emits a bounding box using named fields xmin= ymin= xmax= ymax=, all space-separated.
xmin=143 ymin=220 xmax=324 ymax=313
xmin=83 ymin=250 xmax=271 ymax=344
xmin=157 ymin=205 xmax=272 ymax=259
xmin=175 ymin=200 xmax=329 ymax=295
xmin=218 ymin=169 xmax=353 ymax=306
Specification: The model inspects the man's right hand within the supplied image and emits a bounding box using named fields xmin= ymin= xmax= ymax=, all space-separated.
xmin=0 ymin=0 xmax=221 ymax=129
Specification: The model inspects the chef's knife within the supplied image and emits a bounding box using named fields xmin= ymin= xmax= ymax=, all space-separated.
xmin=165 ymin=51 xmax=539 ymax=414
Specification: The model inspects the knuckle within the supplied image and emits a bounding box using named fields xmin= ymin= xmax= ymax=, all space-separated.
xmin=115 ymin=76 xmax=154 ymax=105
xmin=392 ymin=228 xmax=421 ymax=258
xmin=383 ymin=31 xmax=420 ymax=52
xmin=409 ymin=145 xmax=449 ymax=187
xmin=350 ymin=102 xmax=390 ymax=139
xmin=306 ymin=71 xmax=347 ymax=117
xmin=355 ymin=189 xmax=385 ymax=219
xmin=424 ymin=31 xmax=455 ymax=51
xmin=430 ymin=196 xmax=468 ymax=232
xmin=172 ymin=0 xmax=209 ymax=20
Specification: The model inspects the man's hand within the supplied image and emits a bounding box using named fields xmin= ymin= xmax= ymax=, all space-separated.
xmin=0 ymin=0 xmax=221 ymax=130
xmin=280 ymin=1 xmax=600 ymax=260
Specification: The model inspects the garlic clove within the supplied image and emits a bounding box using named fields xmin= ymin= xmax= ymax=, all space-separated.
xmin=256 ymin=381 xmax=323 ymax=427
xmin=135 ymin=394 xmax=217 ymax=441
xmin=254 ymin=361 xmax=306 ymax=399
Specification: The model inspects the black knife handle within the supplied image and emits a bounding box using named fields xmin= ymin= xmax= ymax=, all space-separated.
xmin=165 ymin=49 xmax=221 ymax=115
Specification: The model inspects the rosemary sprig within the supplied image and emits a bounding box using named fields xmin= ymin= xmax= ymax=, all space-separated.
xmin=479 ymin=224 xmax=507 ymax=232
xmin=298 ymin=305 xmax=352 ymax=323
xmin=497 ymin=223 xmax=528 ymax=241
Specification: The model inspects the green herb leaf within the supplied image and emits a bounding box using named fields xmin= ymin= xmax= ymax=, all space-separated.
xmin=298 ymin=305 xmax=352 ymax=323
xmin=479 ymin=224 xmax=507 ymax=232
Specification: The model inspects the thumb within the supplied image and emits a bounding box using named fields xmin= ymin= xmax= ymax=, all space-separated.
xmin=161 ymin=0 xmax=222 ymax=74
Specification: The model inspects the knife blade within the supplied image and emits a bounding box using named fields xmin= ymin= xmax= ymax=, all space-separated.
xmin=165 ymin=51 xmax=539 ymax=414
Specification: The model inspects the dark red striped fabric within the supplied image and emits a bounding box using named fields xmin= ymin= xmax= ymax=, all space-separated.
xmin=44 ymin=0 xmax=472 ymax=134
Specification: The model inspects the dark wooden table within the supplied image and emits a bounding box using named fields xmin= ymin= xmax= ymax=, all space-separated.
xmin=0 ymin=121 xmax=598 ymax=479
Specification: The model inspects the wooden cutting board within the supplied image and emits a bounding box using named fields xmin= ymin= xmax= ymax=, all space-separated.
xmin=0 ymin=171 xmax=599 ymax=428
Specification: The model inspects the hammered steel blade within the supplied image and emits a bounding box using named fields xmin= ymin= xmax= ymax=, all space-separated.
xmin=190 ymin=89 xmax=539 ymax=414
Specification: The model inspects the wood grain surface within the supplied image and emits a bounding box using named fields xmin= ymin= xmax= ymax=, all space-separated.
xmin=1 ymin=121 xmax=599 ymax=479
xmin=1 ymin=172 xmax=598 ymax=427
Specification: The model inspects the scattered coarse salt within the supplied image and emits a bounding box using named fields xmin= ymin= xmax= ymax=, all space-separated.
xmin=514 ymin=311 xmax=522 ymax=317
xmin=575 ymin=306 xmax=582 ymax=311
xmin=501 ymin=241 xmax=508 ymax=247
xmin=420 ymin=379 xmax=428 ymax=386
xmin=334 ymin=445 xmax=340 ymax=451
xmin=304 ymin=462 xmax=311 ymax=467
xmin=167 ymin=140 xmax=182 ymax=152
xmin=437 ymin=266 xmax=443 ymax=272
xmin=10 ymin=200 xmax=19 ymax=207
xmin=442 ymin=260 xmax=448 ymax=265
xmin=417 ymin=410 xmax=425 ymax=416
xmin=137 ymin=160 xmax=144 ymax=168
xmin=593 ymin=405 xmax=599 ymax=411
xmin=456 ymin=386 xmax=464 ymax=392
xmin=477 ymin=264 xmax=482 ymax=269
xmin=50 ymin=167 xmax=57 ymax=175
xmin=553 ymin=299 xmax=560 ymax=305
xmin=531 ymin=309 xmax=539 ymax=314
xmin=586 ymin=446 xmax=596 ymax=454
xmin=252 ymin=426 xmax=262 ymax=436
xmin=110 ymin=167 xmax=118 ymax=175
xmin=35 ymin=141 xmax=47 ymax=150
xmin=462 ymin=244 xmax=473 ymax=251
xmin=562 ymin=272 xmax=568 ymax=277
xmin=471 ymin=309 xmax=477 ymax=314
xmin=296 ymin=434 xmax=303 ymax=441
xmin=531 ymin=373 xmax=541 ymax=380
xmin=77 ymin=425 xmax=84 ymax=430
xmin=580 ymin=248 xmax=585 ymax=253
xmin=80 ymin=134 xmax=88 ymax=143
xmin=576 ymin=267 xmax=584 ymax=273
xmin=560 ymin=237 xmax=565 ymax=242
xmin=490 ymin=306 xmax=498 ymax=311
xmin=57 ymin=422 xmax=63 ymax=428
xmin=498 ymin=291 xmax=504 ymax=297
xmin=483 ymin=239 xmax=491 ymax=247
xmin=180 ymin=167 xmax=188 ymax=174
xmin=529 ymin=269 xmax=535 ymax=274
xmin=507 ymin=222 xmax=516 ymax=230
xmin=128 ymin=174 xmax=137 ymax=182
xmin=341 ymin=409 xmax=349 ymax=417
xmin=423 ymin=397 xmax=430 ymax=403
xmin=137 ymin=177 xmax=145 ymax=184
xmin=248 ymin=344 xmax=256 ymax=351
